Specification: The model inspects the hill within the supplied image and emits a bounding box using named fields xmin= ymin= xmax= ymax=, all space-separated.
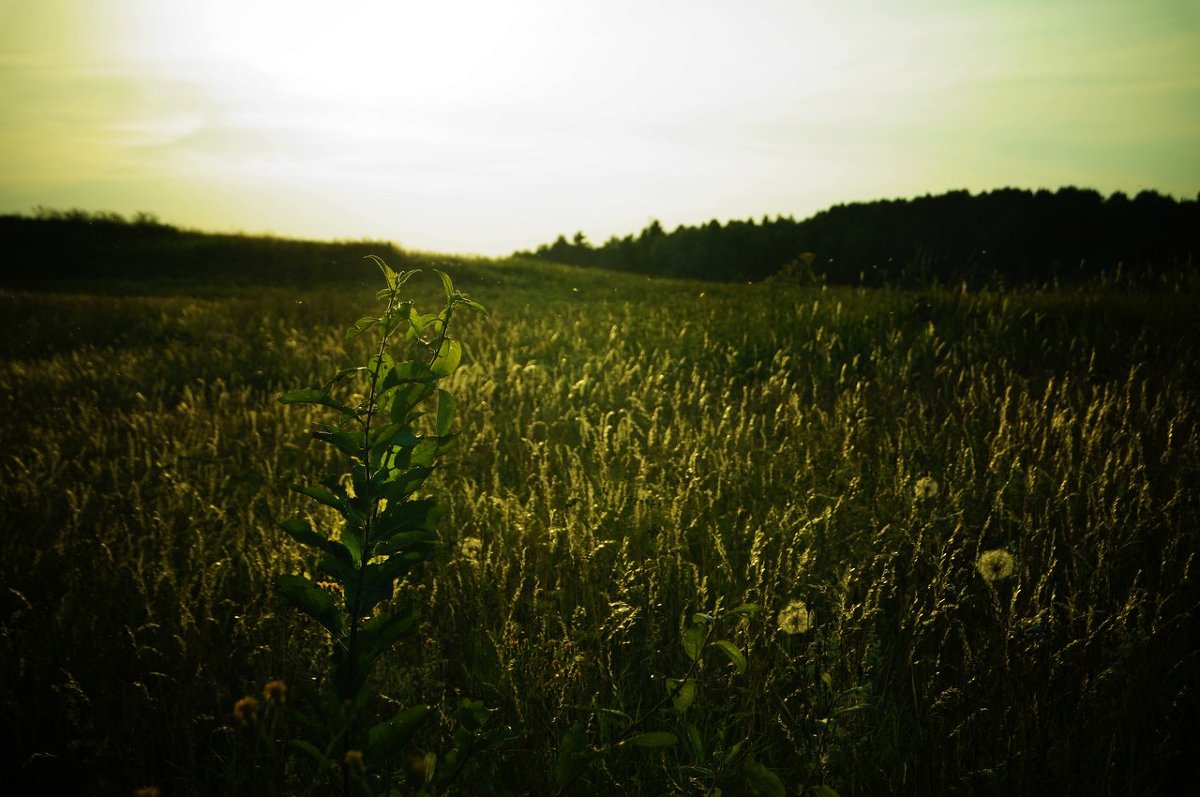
xmin=0 ymin=208 xmax=416 ymax=290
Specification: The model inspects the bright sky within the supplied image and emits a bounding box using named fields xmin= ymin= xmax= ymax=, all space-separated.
xmin=1 ymin=0 xmax=1198 ymax=255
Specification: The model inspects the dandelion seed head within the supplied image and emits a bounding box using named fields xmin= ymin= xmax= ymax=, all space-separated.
xmin=977 ymin=548 xmax=1016 ymax=582
xmin=460 ymin=536 xmax=483 ymax=562
xmin=915 ymin=476 xmax=939 ymax=500
xmin=777 ymin=600 xmax=812 ymax=635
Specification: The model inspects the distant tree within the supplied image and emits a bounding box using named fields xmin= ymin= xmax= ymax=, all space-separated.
xmin=515 ymin=188 xmax=1199 ymax=286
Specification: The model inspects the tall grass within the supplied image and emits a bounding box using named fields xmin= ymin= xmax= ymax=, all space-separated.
xmin=1 ymin=261 xmax=1197 ymax=794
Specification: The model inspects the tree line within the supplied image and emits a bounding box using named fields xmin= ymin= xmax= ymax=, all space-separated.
xmin=515 ymin=187 xmax=1200 ymax=286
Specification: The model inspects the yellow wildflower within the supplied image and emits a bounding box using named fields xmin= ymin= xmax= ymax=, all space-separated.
xmin=233 ymin=695 xmax=259 ymax=723
xmin=344 ymin=749 xmax=365 ymax=773
xmin=262 ymin=679 xmax=288 ymax=702
xmin=133 ymin=788 xmax=160 ymax=797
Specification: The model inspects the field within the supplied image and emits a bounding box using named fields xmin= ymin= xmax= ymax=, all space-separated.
xmin=2 ymin=258 xmax=1198 ymax=795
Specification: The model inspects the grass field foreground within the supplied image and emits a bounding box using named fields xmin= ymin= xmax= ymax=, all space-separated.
xmin=1 ymin=259 xmax=1197 ymax=795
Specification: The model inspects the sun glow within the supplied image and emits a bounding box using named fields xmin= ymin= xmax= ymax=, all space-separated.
xmin=121 ymin=1 xmax=579 ymax=114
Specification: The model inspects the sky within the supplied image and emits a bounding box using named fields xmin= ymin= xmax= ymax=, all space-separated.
xmin=1 ymin=0 xmax=1198 ymax=256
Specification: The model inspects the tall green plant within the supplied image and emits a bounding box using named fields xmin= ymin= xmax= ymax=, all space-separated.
xmin=269 ymin=257 xmax=487 ymax=794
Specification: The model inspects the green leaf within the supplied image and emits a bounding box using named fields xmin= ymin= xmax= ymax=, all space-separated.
xmin=381 ymin=362 xmax=438 ymax=418
xmin=833 ymin=703 xmax=868 ymax=718
xmin=435 ymin=389 xmax=456 ymax=437
xmin=354 ymin=561 xmax=404 ymax=617
xmin=377 ymin=499 xmax=443 ymax=538
xmin=666 ymin=678 xmax=697 ymax=714
xmin=628 ymin=732 xmax=678 ymax=748
xmin=682 ymin=624 xmax=707 ymax=662
xmin=358 ymin=609 xmax=416 ymax=662
xmin=317 ymin=550 xmax=356 ymax=585
xmin=347 ymin=316 xmax=379 ymax=340
xmin=279 ymin=389 xmax=357 ymax=417
xmin=407 ymin=311 xmax=439 ymax=340
xmin=726 ymin=603 xmax=764 ymax=620
xmin=288 ymin=738 xmax=332 ymax=770
xmin=381 ymin=466 xmax=433 ymax=501
xmin=280 ymin=518 xmax=353 ymax=566
xmin=380 ymin=307 xmax=407 ymax=338
xmin=380 ymin=360 xmax=438 ymax=390
xmin=457 ymin=297 xmax=488 ymax=316
xmin=274 ymin=574 xmax=344 ymax=635
xmin=409 ymin=438 xmax=439 ymax=468
xmin=374 ymin=529 xmax=438 ymax=557
xmin=291 ymin=483 xmax=345 ymax=516
xmin=395 ymin=268 xmax=420 ymax=288
xmin=555 ymin=722 xmax=591 ymax=788
xmin=365 ymin=253 xmax=397 ymax=290
xmin=431 ymin=338 xmax=462 ymax=377
xmin=455 ymin=697 xmax=494 ymax=732
xmin=340 ymin=521 xmax=364 ymax=564
xmin=743 ymin=756 xmax=786 ymax=797
xmin=683 ymin=722 xmax=704 ymax=759
xmin=385 ymin=430 xmax=424 ymax=456
xmin=369 ymin=423 xmax=417 ymax=468
xmin=390 ymin=382 xmax=437 ymax=422
xmin=712 ymin=639 xmax=747 ymax=674
xmin=312 ymin=429 xmax=365 ymax=459
xmin=370 ymin=351 xmax=396 ymax=390
xmin=366 ymin=705 xmax=431 ymax=762
xmin=435 ymin=269 xmax=455 ymax=301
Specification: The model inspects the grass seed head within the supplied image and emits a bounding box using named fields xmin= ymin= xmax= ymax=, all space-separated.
xmin=317 ymin=580 xmax=345 ymax=600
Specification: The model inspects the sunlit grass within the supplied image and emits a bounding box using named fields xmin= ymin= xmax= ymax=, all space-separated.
xmin=1 ymin=262 xmax=1197 ymax=794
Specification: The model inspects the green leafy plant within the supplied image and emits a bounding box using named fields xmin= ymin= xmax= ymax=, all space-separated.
xmin=265 ymin=257 xmax=489 ymax=794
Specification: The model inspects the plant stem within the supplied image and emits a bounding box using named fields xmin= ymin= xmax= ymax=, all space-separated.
xmin=341 ymin=290 xmax=400 ymax=790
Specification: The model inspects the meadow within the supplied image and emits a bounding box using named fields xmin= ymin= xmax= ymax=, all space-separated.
xmin=1 ymin=258 xmax=1197 ymax=795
